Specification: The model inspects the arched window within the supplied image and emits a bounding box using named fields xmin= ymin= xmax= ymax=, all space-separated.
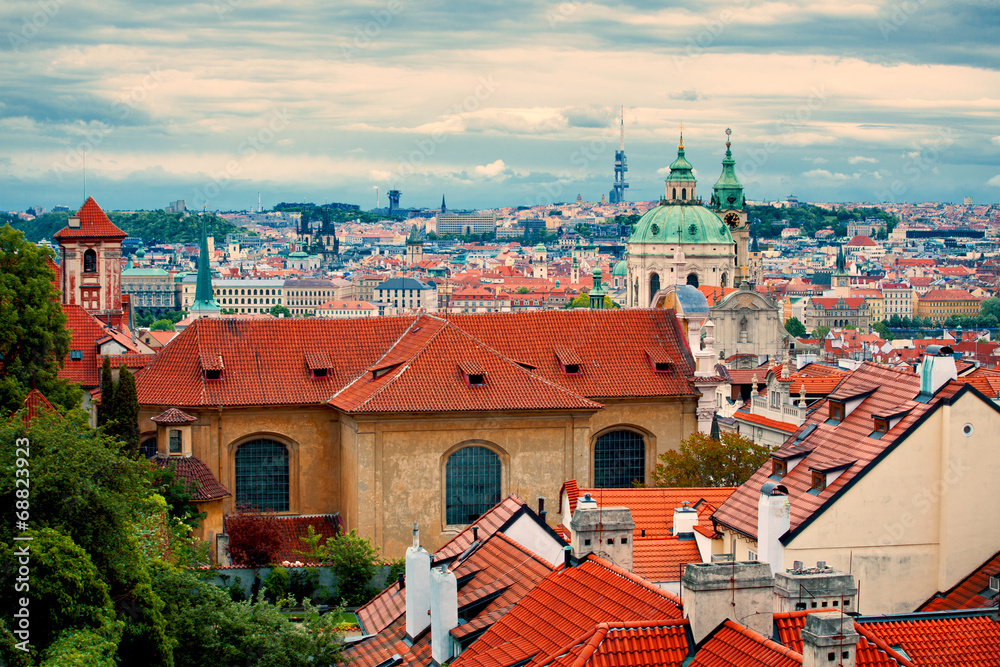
xmin=672 ymin=188 xmax=677 ymax=199
xmin=446 ymin=446 xmax=500 ymax=525
xmin=721 ymin=273 xmax=728 ymax=287
xmin=594 ymin=430 xmax=645 ymax=488
xmin=235 ymin=438 xmax=289 ymax=511
xmin=649 ymin=273 xmax=660 ymax=299
xmin=686 ymin=273 xmax=699 ymax=288
xmin=681 ymin=188 xmax=687 ymax=200
xmin=140 ymin=437 xmax=157 ymax=459
xmin=83 ymin=249 xmax=97 ymax=273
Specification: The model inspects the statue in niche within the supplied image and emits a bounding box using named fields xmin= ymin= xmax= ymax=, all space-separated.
xmin=739 ymin=314 xmax=749 ymax=343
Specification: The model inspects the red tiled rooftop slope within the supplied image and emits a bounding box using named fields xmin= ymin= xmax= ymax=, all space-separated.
xmin=450 ymin=556 xmax=683 ymax=667
xmin=346 ymin=532 xmax=554 ymax=667
xmin=330 ymin=317 xmax=602 ymax=413
xmin=17 ymin=389 xmax=57 ymax=425
xmin=60 ymin=304 xmax=109 ymax=387
xmin=269 ymin=514 xmax=342 ymax=565
xmin=631 ymin=538 xmax=700 ymax=583
xmin=53 ymin=197 xmax=127 ymax=239
xmin=690 ymin=620 xmax=801 ymax=667
xmin=774 ymin=611 xmax=911 ymax=667
xmin=855 ymin=613 xmax=1000 ymax=666
xmin=919 ymin=550 xmax=1000 ymax=611
xmin=137 ymin=309 xmax=697 ymax=408
xmin=734 ymin=410 xmax=799 ymax=433
xmin=149 ymin=455 xmax=230 ymax=502
xmin=712 ymin=362 xmax=962 ymax=540
xmin=565 ymin=486 xmax=736 ymax=538
xmin=536 ymin=620 xmax=690 ymax=667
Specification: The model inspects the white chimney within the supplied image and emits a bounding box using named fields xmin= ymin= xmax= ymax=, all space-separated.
xmin=681 ymin=562 xmax=774 ymax=644
xmin=430 ymin=566 xmax=459 ymax=665
xmin=570 ymin=496 xmax=634 ymax=571
xmin=673 ymin=502 xmax=698 ymax=538
xmin=918 ymin=345 xmax=957 ymax=397
xmin=757 ymin=481 xmax=790 ymax=576
xmin=405 ymin=523 xmax=431 ymax=640
xmin=801 ymin=611 xmax=858 ymax=667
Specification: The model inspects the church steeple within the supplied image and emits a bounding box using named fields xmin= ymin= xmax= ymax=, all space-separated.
xmin=441 ymin=195 xmax=447 ymax=213
xmin=190 ymin=214 xmax=221 ymax=318
xmin=665 ymin=125 xmax=697 ymax=203
xmin=712 ymin=128 xmax=744 ymax=211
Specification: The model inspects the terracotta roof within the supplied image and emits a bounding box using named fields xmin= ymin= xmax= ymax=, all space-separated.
xmin=270 ymin=514 xmax=343 ymax=564
xmin=712 ymin=363 xmax=965 ymax=541
xmin=630 ymin=538 xmax=701 ymax=583
xmin=919 ymin=551 xmax=1000 ymax=612
xmin=847 ymin=235 xmax=877 ymax=246
xmin=919 ymin=289 xmax=981 ymax=301
xmin=450 ymin=556 xmax=683 ymax=667
xmin=151 ymin=407 xmax=197 ymax=424
xmin=773 ymin=611 xmax=911 ymax=667
xmin=811 ymin=297 xmax=869 ymax=310
xmin=104 ymin=353 xmax=155 ymax=370
xmin=53 ymin=197 xmax=127 ymax=239
xmin=733 ymin=410 xmax=799 ymax=433
xmin=60 ymin=304 xmax=108 ymax=387
xmin=857 ymin=612 xmax=1000 ymax=666
xmin=17 ymin=389 xmax=57 ymax=425
xmin=536 ymin=620 xmax=691 ymax=667
xmin=690 ymin=620 xmax=800 ymax=667
xmin=150 ymin=454 xmax=230 ymax=502
xmin=434 ymin=495 xmax=528 ymax=563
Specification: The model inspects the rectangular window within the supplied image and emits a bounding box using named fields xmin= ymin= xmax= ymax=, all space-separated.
xmin=811 ymin=471 xmax=826 ymax=492
xmin=169 ymin=430 xmax=182 ymax=454
xmin=772 ymin=458 xmax=787 ymax=477
xmin=828 ymin=400 xmax=845 ymax=422
xmin=70 ymin=350 xmax=83 ymax=360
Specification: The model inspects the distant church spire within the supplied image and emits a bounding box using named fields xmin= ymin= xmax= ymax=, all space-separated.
xmin=190 ymin=214 xmax=220 ymax=318
xmin=441 ymin=195 xmax=447 ymax=213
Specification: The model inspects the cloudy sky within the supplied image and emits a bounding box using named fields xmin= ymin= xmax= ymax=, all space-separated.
xmin=1 ymin=0 xmax=998 ymax=212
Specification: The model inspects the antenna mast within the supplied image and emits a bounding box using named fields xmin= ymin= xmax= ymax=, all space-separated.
xmin=83 ymin=151 xmax=87 ymax=199
xmin=619 ymin=105 xmax=625 ymax=151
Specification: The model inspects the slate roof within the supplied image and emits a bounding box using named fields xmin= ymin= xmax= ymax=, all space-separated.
xmin=712 ymin=363 xmax=964 ymax=541
xmin=53 ymin=197 xmax=127 ymax=239
xmin=918 ymin=550 xmax=1000 ymax=612
xmin=450 ymin=556 xmax=683 ymax=667
xmin=149 ymin=454 xmax=230 ymax=502
xmin=375 ymin=277 xmax=432 ymax=291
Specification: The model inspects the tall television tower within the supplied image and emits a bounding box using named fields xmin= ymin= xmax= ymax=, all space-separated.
xmin=609 ymin=106 xmax=629 ymax=204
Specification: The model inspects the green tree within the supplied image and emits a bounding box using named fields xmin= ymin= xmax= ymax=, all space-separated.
xmin=873 ymin=321 xmax=894 ymax=341
xmin=784 ymin=317 xmax=807 ymax=338
xmin=888 ymin=314 xmax=902 ymax=328
xmin=269 ymin=304 xmax=291 ymax=317
xmin=150 ymin=319 xmax=175 ymax=332
xmin=323 ymin=529 xmax=381 ymax=607
xmin=650 ymin=431 xmax=772 ymax=487
xmin=568 ymin=293 xmax=591 ymax=308
xmin=97 ymin=356 xmax=115 ymax=428
xmin=516 ymin=287 xmax=531 ymax=295
xmin=980 ymin=297 xmax=1000 ymax=322
xmin=108 ymin=367 xmax=140 ymax=457
xmin=812 ymin=325 xmax=830 ymax=339
xmin=0 ymin=225 xmax=82 ymax=414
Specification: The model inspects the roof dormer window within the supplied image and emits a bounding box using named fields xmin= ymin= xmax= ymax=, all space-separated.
xmin=827 ymin=400 xmax=845 ymax=423
xmin=811 ymin=471 xmax=827 ymax=493
xmin=555 ymin=347 xmax=583 ymax=375
xmin=460 ymin=360 xmax=486 ymax=387
xmin=311 ymin=368 xmax=328 ymax=378
xmin=204 ymin=369 xmax=222 ymax=381
xmin=772 ymin=458 xmax=788 ymax=478
xmin=646 ymin=348 xmax=674 ymax=374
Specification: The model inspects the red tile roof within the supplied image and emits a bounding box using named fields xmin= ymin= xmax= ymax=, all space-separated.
xmin=848 ymin=235 xmax=877 ymax=246
xmin=60 ymin=304 xmax=109 ymax=387
xmin=150 ymin=454 xmax=230 ymax=502
xmin=53 ymin=197 xmax=127 ymax=239
xmin=631 ymin=538 xmax=701 ymax=583
xmin=536 ymin=620 xmax=691 ymax=667
xmin=137 ymin=310 xmax=697 ymax=409
xmin=690 ymin=620 xmax=800 ymax=667
xmin=450 ymin=556 xmax=683 ymax=667
xmin=17 ymin=389 xmax=57 ymax=425
xmin=151 ymin=407 xmax=197 ymax=424
xmin=104 ymin=353 xmax=155 ymax=370
xmin=734 ymin=410 xmax=799 ymax=433
xmin=773 ymin=611 xmax=911 ymax=667
xmin=712 ymin=363 xmax=964 ymax=541
xmin=434 ymin=495 xmax=528 ymax=563
xmin=918 ymin=551 xmax=1000 ymax=612
xmin=857 ymin=613 xmax=1000 ymax=666
xmin=919 ymin=289 xmax=981 ymax=302
xmin=811 ymin=297 xmax=869 ymax=310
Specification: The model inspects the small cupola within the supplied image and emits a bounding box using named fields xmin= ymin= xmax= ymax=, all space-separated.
xmin=150 ymin=408 xmax=198 ymax=457
xmin=664 ymin=128 xmax=698 ymax=203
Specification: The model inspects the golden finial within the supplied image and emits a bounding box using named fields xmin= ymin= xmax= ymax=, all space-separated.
xmin=725 ymin=127 xmax=732 ymax=149
xmin=679 ymin=122 xmax=685 ymax=149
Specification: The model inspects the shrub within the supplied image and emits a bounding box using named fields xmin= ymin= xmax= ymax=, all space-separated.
xmin=323 ymin=529 xmax=381 ymax=607
xmin=263 ymin=567 xmax=289 ymax=603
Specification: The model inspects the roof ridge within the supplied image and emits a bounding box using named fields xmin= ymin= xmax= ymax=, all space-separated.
xmin=327 ymin=315 xmax=429 ymax=403
xmin=719 ymin=619 xmax=802 ymax=660
xmin=584 ymin=555 xmax=684 ymax=608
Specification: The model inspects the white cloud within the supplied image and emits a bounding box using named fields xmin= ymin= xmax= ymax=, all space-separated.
xmin=806 ymin=157 xmax=828 ymax=164
xmin=992 ymin=137 xmax=1000 ymax=147
xmin=988 ymin=175 xmax=1000 ymax=188
xmin=848 ymin=155 xmax=878 ymax=164
xmin=804 ymin=169 xmax=849 ymax=180
xmin=369 ymin=169 xmax=392 ymax=181
xmin=473 ymin=159 xmax=510 ymax=180
xmin=656 ymin=166 xmax=671 ymax=176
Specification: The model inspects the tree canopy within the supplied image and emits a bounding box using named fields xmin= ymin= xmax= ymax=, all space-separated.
xmin=0 ymin=225 xmax=81 ymax=414
xmin=650 ymin=431 xmax=772 ymax=487
xmin=784 ymin=317 xmax=807 ymax=338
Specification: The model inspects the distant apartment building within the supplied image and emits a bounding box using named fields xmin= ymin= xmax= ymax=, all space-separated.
xmin=352 ymin=275 xmax=385 ymax=303
xmin=780 ymin=227 xmax=801 ymax=239
xmin=315 ymin=300 xmax=377 ymax=318
xmin=846 ymin=218 xmax=885 ymax=237
xmin=449 ymin=286 xmax=510 ymax=313
xmin=436 ymin=211 xmax=497 ymax=236
xmin=374 ymin=277 xmax=437 ymax=313
xmin=849 ymin=288 xmax=884 ymax=322
xmin=882 ymin=283 xmax=915 ymax=318
xmin=212 ymin=278 xmax=285 ymax=314
xmin=915 ymin=289 xmax=983 ymax=323
xmin=122 ymin=264 xmax=174 ymax=312
xmin=805 ymin=296 xmax=871 ymax=332
xmin=284 ymin=278 xmax=351 ymax=316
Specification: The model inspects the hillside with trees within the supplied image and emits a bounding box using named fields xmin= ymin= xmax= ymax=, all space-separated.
xmin=748 ymin=204 xmax=897 ymax=240
xmin=2 ymin=210 xmax=244 ymax=244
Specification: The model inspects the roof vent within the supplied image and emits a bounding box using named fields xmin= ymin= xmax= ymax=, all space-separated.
xmin=68 ymin=215 xmax=81 ymax=228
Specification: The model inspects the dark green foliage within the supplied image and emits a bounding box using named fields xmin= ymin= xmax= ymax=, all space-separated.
xmin=0 ymin=225 xmax=82 ymax=415
xmin=149 ymin=465 xmax=207 ymax=531
xmin=385 ymin=557 xmax=405 ymax=585
xmin=108 ymin=367 xmax=139 ymax=457
xmin=784 ymin=317 xmax=807 ymax=338
xmin=263 ymin=567 xmax=290 ymax=603
xmin=812 ymin=325 xmax=831 ymax=339
xmin=748 ymin=204 xmax=897 ymax=239
xmin=8 ymin=211 xmax=242 ymax=244
xmin=151 ymin=565 xmax=344 ymax=667
xmin=324 ymin=529 xmax=381 ymax=607
xmin=97 ymin=357 xmax=115 ymax=428
xmin=269 ymin=304 xmax=291 ymax=317
xmin=288 ymin=569 xmax=321 ymax=605
xmin=150 ymin=319 xmax=175 ymax=331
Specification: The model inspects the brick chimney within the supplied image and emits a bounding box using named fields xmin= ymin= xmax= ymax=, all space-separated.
xmin=682 ymin=562 xmax=774 ymax=643
xmin=405 ymin=523 xmax=431 ymax=640
xmin=757 ymin=481 xmax=790 ymax=576
xmin=569 ymin=493 xmax=634 ymax=571
xmin=801 ymin=611 xmax=858 ymax=667
xmin=430 ymin=566 xmax=458 ymax=665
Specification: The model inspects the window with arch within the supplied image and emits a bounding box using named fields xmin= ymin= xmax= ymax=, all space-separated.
xmin=681 ymin=187 xmax=687 ymax=200
xmin=445 ymin=445 xmax=501 ymax=525
xmin=235 ymin=438 xmax=289 ymax=511
xmin=594 ymin=430 xmax=645 ymax=488
xmin=83 ymin=249 xmax=97 ymax=273
xmin=140 ymin=437 xmax=157 ymax=459
xmin=686 ymin=273 xmax=699 ymax=288
xmin=649 ymin=273 xmax=660 ymax=300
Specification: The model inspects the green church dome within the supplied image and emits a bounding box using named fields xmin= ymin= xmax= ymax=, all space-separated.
xmin=628 ymin=203 xmax=734 ymax=250
xmin=612 ymin=259 xmax=628 ymax=276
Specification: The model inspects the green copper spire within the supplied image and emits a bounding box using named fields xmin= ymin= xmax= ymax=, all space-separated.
xmin=190 ymin=214 xmax=220 ymax=315
xmin=835 ymin=244 xmax=847 ymax=273
xmin=712 ymin=128 xmax=745 ymax=210
xmin=589 ymin=266 xmax=606 ymax=309
xmin=665 ymin=129 xmax=695 ymax=183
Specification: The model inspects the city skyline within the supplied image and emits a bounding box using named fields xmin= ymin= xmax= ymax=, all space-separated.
xmin=2 ymin=0 xmax=998 ymax=212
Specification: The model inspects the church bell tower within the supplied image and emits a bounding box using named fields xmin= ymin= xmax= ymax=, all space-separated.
xmin=711 ymin=128 xmax=747 ymax=285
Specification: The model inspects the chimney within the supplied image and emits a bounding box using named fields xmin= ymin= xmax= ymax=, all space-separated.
xmin=801 ymin=611 xmax=858 ymax=667
xmin=537 ymin=496 xmax=547 ymax=522
xmin=918 ymin=345 xmax=957 ymax=398
xmin=569 ymin=496 xmax=634 ymax=571
xmin=430 ymin=566 xmax=458 ymax=665
xmin=681 ymin=562 xmax=774 ymax=644
xmin=405 ymin=523 xmax=432 ymax=640
xmin=757 ymin=481 xmax=790 ymax=576
xmin=774 ymin=566 xmax=858 ymax=614
xmin=673 ymin=501 xmax=698 ymax=538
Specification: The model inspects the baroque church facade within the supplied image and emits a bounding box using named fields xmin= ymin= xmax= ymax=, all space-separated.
xmin=625 ymin=129 xmax=749 ymax=307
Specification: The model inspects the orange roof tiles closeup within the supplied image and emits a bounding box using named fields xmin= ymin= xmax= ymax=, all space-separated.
xmin=52 ymin=197 xmax=127 ymax=239
xmin=712 ymin=363 xmax=965 ymax=541
xmin=919 ymin=550 xmax=1000 ymax=612
xmin=689 ymin=620 xmax=800 ymax=667
xmin=734 ymin=410 xmax=799 ymax=433
xmin=630 ymin=538 xmax=701 ymax=583
xmin=434 ymin=495 xmax=527 ymax=563
xmin=450 ymin=557 xmax=683 ymax=667
xmin=856 ymin=613 xmax=1000 ymax=666
xmin=536 ymin=620 xmax=691 ymax=667
xmin=773 ymin=611 xmax=912 ymax=667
